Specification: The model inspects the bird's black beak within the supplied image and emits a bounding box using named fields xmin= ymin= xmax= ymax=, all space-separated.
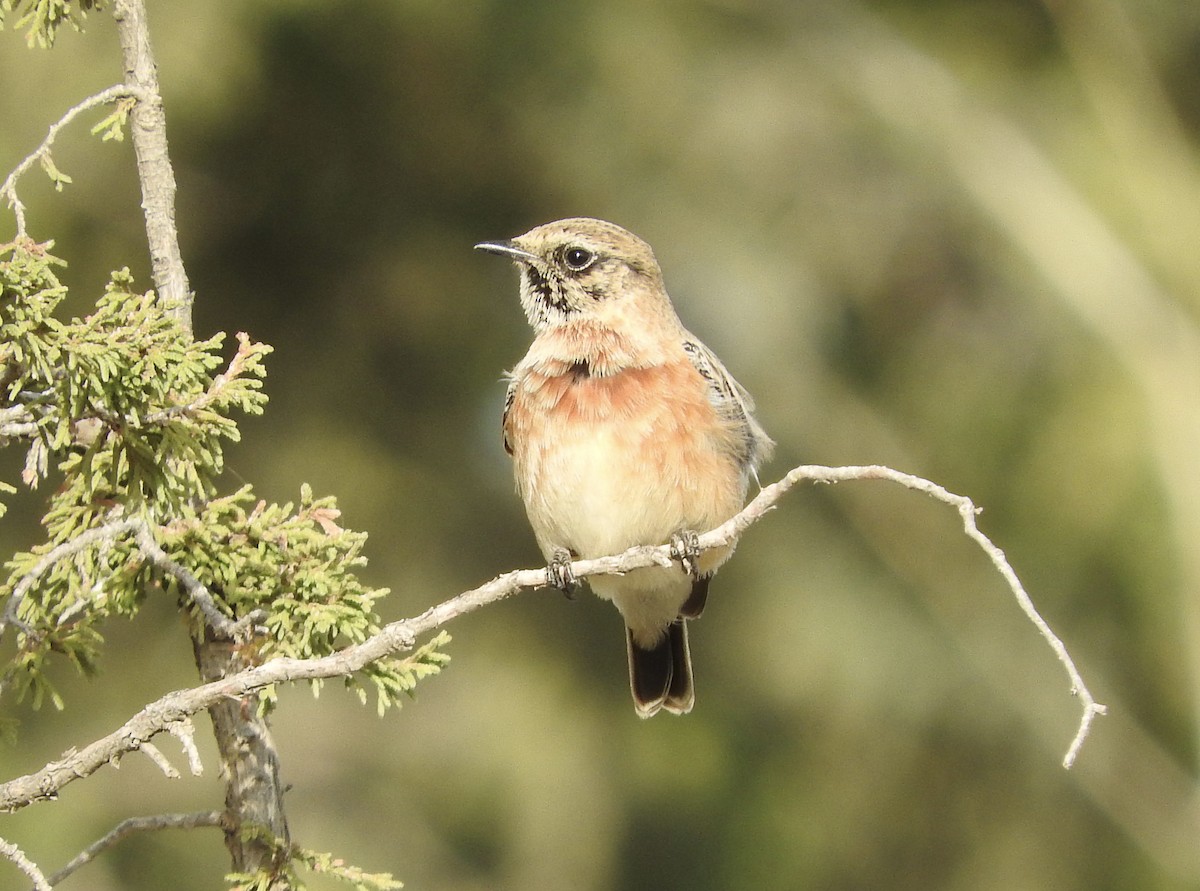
xmin=474 ymin=240 xmax=538 ymax=264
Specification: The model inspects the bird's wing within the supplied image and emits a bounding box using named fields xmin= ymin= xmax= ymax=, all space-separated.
xmin=501 ymin=375 xmax=517 ymax=456
xmin=681 ymin=336 xmax=774 ymax=478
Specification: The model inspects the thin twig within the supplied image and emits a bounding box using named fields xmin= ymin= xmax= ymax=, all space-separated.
xmin=2 ymin=517 xmax=254 ymax=644
xmin=142 ymin=337 xmax=247 ymax=425
xmin=133 ymin=741 xmax=179 ymax=778
xmin=0 ymin=463 xmax=1104 ymax=813
xmin=42 ymin=811 xmax=225 ymax=888
xmin=168 ymin=718 xmax=204 ymax=776
xmin=0 ymin=518 xmax=142 ymax=638
xmin=1 ymin=85 xmax=143 ymax=239
xmin=130 ymin=521 xmax=254 ymax=640
xmin=0 ymin=836 xmax=50 ymax=891
xmin=741 ymin=465 xmax=1108 ymax=768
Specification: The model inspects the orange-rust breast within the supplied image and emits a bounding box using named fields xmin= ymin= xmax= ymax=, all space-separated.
xmin=504 ymin=357 xmax=746 ymax=561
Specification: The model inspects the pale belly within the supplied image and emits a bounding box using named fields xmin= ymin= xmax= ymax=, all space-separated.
xmin=507 ymin=362 xmax=745 ymax=633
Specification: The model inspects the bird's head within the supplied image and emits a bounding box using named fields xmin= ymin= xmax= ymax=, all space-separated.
xmin=476 ymin=218 xmax=670 ymax=333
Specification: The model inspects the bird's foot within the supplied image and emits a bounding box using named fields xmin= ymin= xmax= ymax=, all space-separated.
xmin=669 ymin=530 xmax=702 ymax=580
xmin=547 ymin=548 xmax=580 ymax=599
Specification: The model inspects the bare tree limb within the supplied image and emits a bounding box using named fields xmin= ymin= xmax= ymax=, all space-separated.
xmin=759 ymin=464 xmax=1108 ymax=768
xmin=0 ymin=518 xmax=142 ymax=638
xmin=816 ymin=3 xmax=1186 ymax=761
xmin=108 ymin=0 xmax=284 ymax=878
xmin=0 ymin=836 xmax=50 ymax=891
xmin=168 ymin=717 xmax=204 ymax=776
xmin=111 ymin=0 xmax=191 ymax=330
xmin=1 ymin=84 xmax=143 ymax=239
xmin=0 ymin=517 xmax=251 ymax=645
xmin=130 ymin=520 xmax=261 ymax=641
xmin=41 ymin=811 xmax=226 ymax=888
xmin=0 ymin=462 xmax=1104 ymax=813
xmin=132 ymin=740 xmax=179 ymax=778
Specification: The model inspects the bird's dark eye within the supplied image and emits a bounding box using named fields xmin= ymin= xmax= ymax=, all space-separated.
xmin=562 ymin=246 xmax=596 ymax=271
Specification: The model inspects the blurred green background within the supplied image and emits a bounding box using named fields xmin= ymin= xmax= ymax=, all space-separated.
xmin=3 ymin=0 xmax=1199 ymax=888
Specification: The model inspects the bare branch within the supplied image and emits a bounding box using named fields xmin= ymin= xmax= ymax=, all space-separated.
xmin=129 ymin=521 xmax=258 ymax=641
xmin=168 ymin=718 xmax=204 ymax=776
xmin=1 ymin=85 xmax=143 ymax=239
xmin=133 ymin=741 xmax=178 ymax=779
xmin=0 ymin=518 xmax=142 ymax=638
xmin=109 ymin=0 xmax=280 ymax=873
xmin=111 ymin=0 xmax=192 ymax=330
xmin=0 ymin=836 xmax=50 ymax=891
xmin=0 ymin=462 xmax=1103 ymax=812
xmin=1 ymin=517 xmax=255 ymax=645
xmin=745 ymin=465 xmax=1108 ymax=768
xmin=43 ymin=811 xmax=225 ymax=888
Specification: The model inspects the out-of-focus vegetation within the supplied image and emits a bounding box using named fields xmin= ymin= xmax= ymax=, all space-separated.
xmin=2 ymin=0 xmax=1198 ymax=888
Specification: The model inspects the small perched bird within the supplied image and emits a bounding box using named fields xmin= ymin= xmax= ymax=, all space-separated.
xmin=476 ymin=218 xmax=773 ymax=717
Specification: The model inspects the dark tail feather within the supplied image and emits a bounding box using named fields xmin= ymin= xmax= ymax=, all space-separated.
xmin=627 ymin=620 xmax=695 ymax=718
xmin=665 ymin=621 xmax=693 ymax=711
xmin=680 ymin=575 xmax=710 ymax=619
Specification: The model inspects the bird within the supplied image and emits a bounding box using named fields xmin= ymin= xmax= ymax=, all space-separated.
xmin=475 ymin=218 xmax=773 ymax=717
